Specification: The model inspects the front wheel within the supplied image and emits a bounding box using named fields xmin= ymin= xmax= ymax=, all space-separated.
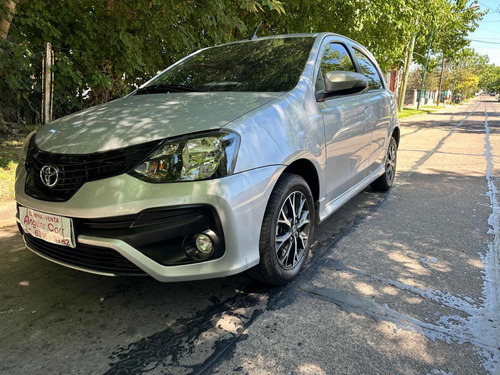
xmin=371 ymin=136 xmax=397 ymax=192
xmin=248 ymin=173 xmax=315 ymax=285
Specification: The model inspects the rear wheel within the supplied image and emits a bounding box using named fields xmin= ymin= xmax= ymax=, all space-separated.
xmin=248 ymin=173 xmax=315 ymax=285
xmin=371 ymin=136 xmax=397 ymax=192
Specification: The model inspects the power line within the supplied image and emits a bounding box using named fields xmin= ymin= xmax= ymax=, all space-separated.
xmin=478 ymin=1 xmax=500 ymax=13
xmin=478 ymin=26 xmax=500 ymax=33
xmin=466 ymin=38 xmax=500 ymax=44
xmin=470 ymin=45 xmax=500 ymax=49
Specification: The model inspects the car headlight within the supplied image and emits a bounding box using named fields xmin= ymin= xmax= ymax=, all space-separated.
xmin=129 ymin=131 xmax=240 ymax=182
xmin=19 ymin=130 xmax=36 ymax=167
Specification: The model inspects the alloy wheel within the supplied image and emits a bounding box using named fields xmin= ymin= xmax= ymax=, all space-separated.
xmin=275 ymin=191 xmax=311 ymax=270
xmin=386 ymin=140 xmax=397 ymax=184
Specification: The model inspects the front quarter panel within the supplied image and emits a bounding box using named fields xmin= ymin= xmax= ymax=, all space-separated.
xmin=228 ymin=83 xmax=325 ymax=174
xmin=225 ymin=36 xmax=328 ymax=202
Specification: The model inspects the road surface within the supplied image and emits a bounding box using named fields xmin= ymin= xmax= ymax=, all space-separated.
xmin=1 ymin=96 xmax=499 ymax=375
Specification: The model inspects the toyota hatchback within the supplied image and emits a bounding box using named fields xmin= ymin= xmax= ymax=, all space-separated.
xmin=16 ymin=33 xmax=399 ymax=285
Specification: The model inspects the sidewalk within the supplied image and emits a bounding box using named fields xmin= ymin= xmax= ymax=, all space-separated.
xmin=0 ymin=201 xmax=16 ymax=228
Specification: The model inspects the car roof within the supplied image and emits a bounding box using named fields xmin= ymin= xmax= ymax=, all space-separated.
xmin=213 ymin=32 xmax=356 ymax=47
xmin=252 ymin=32 xmax=358 ymax=44
xmin=210 ymin=32 xmax=367 ymax=56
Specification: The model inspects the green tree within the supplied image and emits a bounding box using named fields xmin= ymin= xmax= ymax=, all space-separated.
xmin=482 ymin=66 xmax=500 ymax=92
xmin=442 ymin=48 xmax=492 ymax=98
xmin=0 ymin=0 xmax=486 ymax=126
xmin=0 ymin=0 xmax=17 ymax=41
xmin=0 ymin=0 xmax=284 ymax=125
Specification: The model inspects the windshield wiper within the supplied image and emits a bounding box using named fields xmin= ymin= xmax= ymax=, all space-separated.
xmin=135 ymin=84 xmax=202 ymax=95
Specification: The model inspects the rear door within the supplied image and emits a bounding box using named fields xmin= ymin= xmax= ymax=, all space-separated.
xmin=350 ymin=47 xmax=393 ymax=174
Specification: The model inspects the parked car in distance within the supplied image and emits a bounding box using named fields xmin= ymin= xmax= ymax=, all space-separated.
xmin=16 ymin=33 xmax=399 ymax=285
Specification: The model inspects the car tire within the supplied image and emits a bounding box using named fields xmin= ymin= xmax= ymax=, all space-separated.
xmin=248 ymin=173 xmax=315 ymax=285
xmin=371 ymin=136 xmax=397 ymax=192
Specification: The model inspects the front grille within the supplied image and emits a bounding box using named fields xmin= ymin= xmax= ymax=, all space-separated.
xmin=24 ymin=234 xmax=146 ymax=276
xmin=25 ymin=137 xmax=161 ymax=202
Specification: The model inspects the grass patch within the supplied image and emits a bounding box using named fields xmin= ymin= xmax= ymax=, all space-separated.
xmin=0 ymin=135 xmax=24 ymax=202
xmin=398 ymin=108 xmax=436 ymax=119
xmin=418 ymin=105 xmax=446 ymax=110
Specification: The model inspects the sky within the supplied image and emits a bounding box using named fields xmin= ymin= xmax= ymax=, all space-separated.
xmin=468 ymin=0 xmax=500 ymax=65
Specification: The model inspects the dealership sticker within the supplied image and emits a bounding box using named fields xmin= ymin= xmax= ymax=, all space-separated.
xmin=19 ymin=206 xmax=75 ymax=248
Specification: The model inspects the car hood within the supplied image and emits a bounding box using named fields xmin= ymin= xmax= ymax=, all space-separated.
xmin=35 ymin=92 xmax=283 ymax=154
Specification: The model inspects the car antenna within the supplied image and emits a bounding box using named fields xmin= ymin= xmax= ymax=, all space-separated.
xmin=250 ymin=21 xmax=263 ymax=40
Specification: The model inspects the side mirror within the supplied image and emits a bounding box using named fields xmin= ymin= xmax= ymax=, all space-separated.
xmin=321 ymin=71 xmax=368 ymax=100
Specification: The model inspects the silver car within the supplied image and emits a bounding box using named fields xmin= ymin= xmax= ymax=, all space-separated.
xmin=15 ymin=33 xmax=399 ymax=285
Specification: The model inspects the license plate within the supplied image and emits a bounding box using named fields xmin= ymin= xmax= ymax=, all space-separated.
xmin=18 ymin=206 xmax=75 ymax=248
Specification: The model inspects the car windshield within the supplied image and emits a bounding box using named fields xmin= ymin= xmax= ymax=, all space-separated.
xmin=141 ymin=37 xmax=315 ymax=93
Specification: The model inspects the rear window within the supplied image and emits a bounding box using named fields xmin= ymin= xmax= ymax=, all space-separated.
xmin=353 ymin=49 xmax=383 ymax=90
xmin=146 ymin=37 xmax=315 ymax=92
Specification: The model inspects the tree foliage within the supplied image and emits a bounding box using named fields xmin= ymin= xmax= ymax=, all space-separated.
xmin=482 ymin=66 xmax=500 ymax=92
xmin=411 ymin=0 xmax=485 ymax=65
xmin=1 ymin=0 xmax=286 ymax=125
xmin=0 ymin=0 xmax=486 ymax=126
xmin=407 ymin=49 xmax=491 ymax=96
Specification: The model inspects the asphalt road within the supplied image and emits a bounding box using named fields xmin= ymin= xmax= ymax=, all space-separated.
xmin=1 ymin=96 xmax=499 ymax=375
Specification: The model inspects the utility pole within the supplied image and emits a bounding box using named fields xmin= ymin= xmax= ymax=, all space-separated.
xmin=437 ymin=55 xmax=445 ymax=106
xmin=50 ymin=49 xmax=54 ymax=122
xmin=398 ymin=33 xmax=416 ymax=113
xmin=42 ymin=42 xmax=52 ymax=125
xmin=398 ymin=55 xmax=409 ymax=106
xmin=417 ymin=27 xmax=434 ymax=110
xmin=451 ymin=64 xmax=459 ymax=104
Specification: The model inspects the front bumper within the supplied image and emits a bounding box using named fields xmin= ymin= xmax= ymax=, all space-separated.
xmin=15 ymin=165 xmax=285 ymax=281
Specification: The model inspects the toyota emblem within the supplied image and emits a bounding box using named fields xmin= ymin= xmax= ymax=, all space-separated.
xmin=40 ymin=165 xmax=59 ymax=188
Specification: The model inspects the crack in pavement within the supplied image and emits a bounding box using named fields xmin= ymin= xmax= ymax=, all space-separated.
xmin=321 ymin=258 xmax=481 ymax=315
xmin=103 ymin=101 xmax=500 ymax=375
xmin=297 ymin=284 xmax=497 ymax=351
xmin=301 ymin=101 xmax=500 ymax=374
xmin=105 ymin=291 xmax=269 ymax=375
xmin=103 ymin=177 xmax=395 ymax=374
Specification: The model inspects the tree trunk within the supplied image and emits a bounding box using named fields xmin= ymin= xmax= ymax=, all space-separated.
xmin=398 ymin=52 xmax=409 ymax=104
xmin=105 ymin=0 xmax=114 ymax=15
xmin=0 ymin=0 xmax=18 ymax=41
xmin=398 ymin=33 xmax=416 ymax=112
xmin=437 ymin=56 xmax=445 ymax=106
xmin=43 ymin=42 xmax=52 ymax=125
xmin=0 ymin=0 xmax=16 ymax=127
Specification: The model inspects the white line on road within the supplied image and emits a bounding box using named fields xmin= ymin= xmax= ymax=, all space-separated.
xmin=481 ymin=102 xmax=500 ymax=374
xmin=312 ymin=101 xmax=500 ymax=374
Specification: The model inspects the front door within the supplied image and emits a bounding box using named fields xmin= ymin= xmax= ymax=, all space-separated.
xmin=316 ymin=41 xmax=372 ymax=204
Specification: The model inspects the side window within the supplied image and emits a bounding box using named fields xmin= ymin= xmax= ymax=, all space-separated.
xmin=321 ymin=43 xmax=356 ymax=73
xmin=317 ymin=43 xmax=356 ymax=92
xmin=353 ymin=49 xmax=383 ymax=90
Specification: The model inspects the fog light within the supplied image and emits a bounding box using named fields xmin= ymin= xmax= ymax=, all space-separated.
xmin=195 ymin=234 xmax=213 ymax=254
xmin=184 ymin=232 xmax=216 ymax=260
